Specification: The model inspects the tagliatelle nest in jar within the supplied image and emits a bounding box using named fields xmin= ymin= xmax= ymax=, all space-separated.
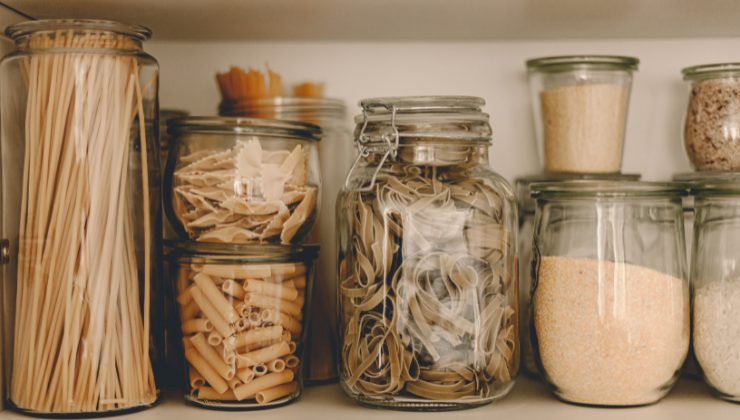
xmin=173 ymin=138 xmax=317 ymax=244
xmin=339 ymin=165 xmax=518 ymax=401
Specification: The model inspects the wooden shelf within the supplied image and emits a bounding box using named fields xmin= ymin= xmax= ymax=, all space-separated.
xmin=2 ymin=377 xmax=737 ymax=419
xmin=5 ymin=0 xmax=740 ymax=41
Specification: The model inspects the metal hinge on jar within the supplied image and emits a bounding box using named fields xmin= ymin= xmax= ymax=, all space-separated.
xmin=345 ymin=105 xmax=399 ymax=192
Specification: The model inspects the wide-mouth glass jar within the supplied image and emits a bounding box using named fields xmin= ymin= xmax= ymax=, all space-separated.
xmin=338 ymin=96 xmax=519 ymax=411
xmin=530 ymin=181 xmax=689 ymax=407
xmin=164 ymin=117 xmax=321 ymax=244
xmin=167 ymin=242 xmax=317 ymax=409
xmin=1 ymin=19 xmax=160 ymax=416
xmin=682 ymin=63 xmax=740 ymax=171
xmin=690 ymin=180 xmax=740 ymax=401
xmin=218 ymin=96 xmax=351 ymax=383
xmin=515 ymin=173 xmax=640 ymax=377
xmin=526 ymin=55 xmax=639 ymax=174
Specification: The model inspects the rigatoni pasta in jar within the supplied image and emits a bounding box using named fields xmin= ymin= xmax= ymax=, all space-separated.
xmin=337 ymin=97 xmax=519 ymax=410
xmin=168 ymin=242 xmax=316 ymax=409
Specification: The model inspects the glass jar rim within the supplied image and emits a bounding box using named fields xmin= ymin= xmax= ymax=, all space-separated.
xmin=165 ymin=241 xmax=319 ymax=262
xmin=687 ymin=174 xmax=740 ymax=194
xmin=359 ymin=95 xmax=485 ymax=112
xmin=531 ymin=180 xmax=687 ymax=198
xmin=682 ymin=63 xmax=740 ymax=80
xmin=517 ymin=172 xmax=641 ymax=184
xmin=168 ymin=116 xmax=322 ymax=141
xmin=6 ymin=19 xmax=152 ymax=41
xmin=220 ymin=96 xmax=346 ymax=116
xmin=525 ymin=55 xmax=639 ymax=72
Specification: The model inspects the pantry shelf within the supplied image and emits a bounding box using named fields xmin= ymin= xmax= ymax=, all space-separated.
xmin=2 ymin=377 xmax=735 ymax=420
xmin=4 ymin=0 xmax=740 ymax=41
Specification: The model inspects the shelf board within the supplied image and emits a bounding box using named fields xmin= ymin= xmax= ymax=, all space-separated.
xmin=4 ymin=0 xmax=740 ymax=41
xmin=2 ymin=377 xmax=737 ymax=419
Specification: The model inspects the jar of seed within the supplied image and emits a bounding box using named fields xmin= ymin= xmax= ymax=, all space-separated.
xmin=337 ymin=96 xmax=519 ymax=410
xmin=530 ymin=181 xmax=689 ymax=406
xmin=682 ymin=63 xmax=740 ymax=171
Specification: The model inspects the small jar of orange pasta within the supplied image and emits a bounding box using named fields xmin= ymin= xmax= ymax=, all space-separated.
xmin=167 ymin=241 xmax=317 ymax=409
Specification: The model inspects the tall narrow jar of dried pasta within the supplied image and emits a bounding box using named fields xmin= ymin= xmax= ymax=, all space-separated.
xmin=337 ymin=96 xmax=519 ymax=410
xmin=0 ymin=19 xmax=160 ymax=416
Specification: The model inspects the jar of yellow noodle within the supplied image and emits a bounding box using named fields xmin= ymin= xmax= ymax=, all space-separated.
xmin=167 ymin=241 xmax=317 ymax=409
xmin=337 ymin=96 xmax=519 ymax=410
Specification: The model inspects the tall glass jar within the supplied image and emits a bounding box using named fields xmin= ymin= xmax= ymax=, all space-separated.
xmin=531 ymin=181 xmax=689 ymax=406
xmin=526 ymin=55 xmax=638 ymax=174
xmin=167 ymin=242 xmax=317 ymax=409
xmin=691 ymin=181 xmax=740 ymax=401
xmin=682 ymin=63 xmax=740 ymax=171
xmin=0 ymin=19 xmax=160 ymax=415
xmin=219 ymin=97 xmax=351 ymax=383
xmin=164 ymin=117 xmax=321 ymax=245
xmin=515 ymin=173 xmax=639 ymax=377
xmin=337 ymin=96 xmax=519 ymax=410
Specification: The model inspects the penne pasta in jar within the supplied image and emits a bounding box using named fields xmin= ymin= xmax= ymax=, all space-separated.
xmin=164 ymin=117 xmax=321 ymax=245
xmin=168 ymin=242 xmax=317 ymax=409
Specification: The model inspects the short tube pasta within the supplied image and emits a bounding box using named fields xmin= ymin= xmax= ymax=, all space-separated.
xmin=172 ymin=255 xmax=312 ymax=408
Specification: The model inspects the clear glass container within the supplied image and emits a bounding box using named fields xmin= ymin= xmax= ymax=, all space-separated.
xmin=682 ymin=63 xmax=740 ymax=171
xmin=219 ymin=97 xmax=351 ymax=383
xmin=691 ymin=181 xmax=740 ymax=401
xmin=0 ymin=19 xmax=160 ymax=415
xmin=164 ymin=117 xmax=321 ymax=244
xmin=337 ymin=96 xmax=519 ymax=410
xmin=161 ymin=109 xmax=190 ymax=240
xmin=515 ymin=173 xmax=640 ymax=377
xmin=530 ymin=181 xmax=689 ymax=406
xmin=167 ymin=242 xmax=317 ymax=409
xmin=526 ymin=55 xmax=639 ymax=174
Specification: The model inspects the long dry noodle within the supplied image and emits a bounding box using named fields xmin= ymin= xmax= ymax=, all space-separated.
xmin=9 ymin=29 xmax=157 ymax=413
xmin=340 ymin=164 xmax=517 ymax=401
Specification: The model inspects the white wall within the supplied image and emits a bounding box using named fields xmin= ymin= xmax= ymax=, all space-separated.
xmin=150 ymin=38 xmax=740 ymax=182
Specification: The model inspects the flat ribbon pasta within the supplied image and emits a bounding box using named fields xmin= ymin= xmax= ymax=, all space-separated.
xmin=340 ymin=163 xmax=517 ymax=401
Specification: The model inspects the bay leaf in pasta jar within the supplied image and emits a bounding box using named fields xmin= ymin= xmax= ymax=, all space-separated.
xmin=337 ymin=96 xmax=519 ymax=410
xmin=169 ymin=242 xmax=317 ymax=409
xmin=165 ymin=117 xmax=321 ymax=244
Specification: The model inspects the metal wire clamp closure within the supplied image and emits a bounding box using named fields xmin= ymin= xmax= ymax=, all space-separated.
xmin=345 ymin=105 xmax=400 ymax=192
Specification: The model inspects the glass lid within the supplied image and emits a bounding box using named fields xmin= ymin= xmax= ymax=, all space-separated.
xmin=168 ymin=116 xmax=322 ymax=141
xmin=531 ymin=180 xmax=688 ymax=198
xmin=526 ymin=55 xmax=640 ymax=73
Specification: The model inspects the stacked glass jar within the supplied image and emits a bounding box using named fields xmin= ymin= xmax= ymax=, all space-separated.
xmin=677 ymin=63 xmax=740 ymax=401
xmin=520 ymin=55 xmax=644 ymax=378
xmin=163 ymin=117 xmax=321 ymax=408
xmin=218 ymin=96 xmax=351 ymax=383
xmin=337 ymin=96 xmax=519 ymax=410
xmin=530 ymin=181 xmax=690 ymax=406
